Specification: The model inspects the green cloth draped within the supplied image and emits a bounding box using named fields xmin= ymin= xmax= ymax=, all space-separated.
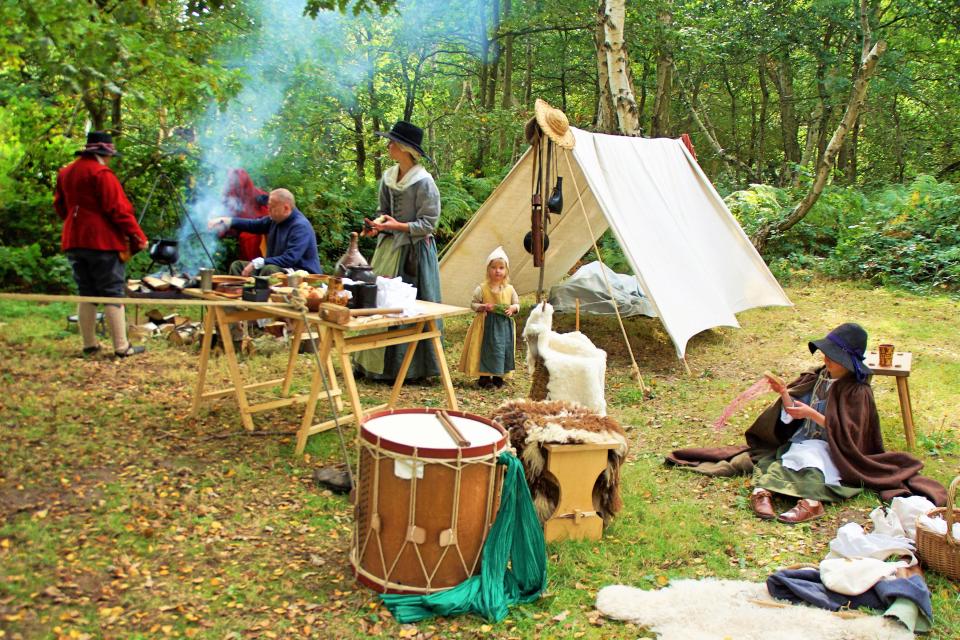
xmin=380 ymin=453 xmax=547 ymax=623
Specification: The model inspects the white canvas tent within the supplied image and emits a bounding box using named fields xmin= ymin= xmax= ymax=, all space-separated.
xmin=439 ymin=127 xmax=791 ymax=359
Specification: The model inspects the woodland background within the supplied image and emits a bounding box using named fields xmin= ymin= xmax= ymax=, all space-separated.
xmin=0 ymin=0 xmax=959 ymax=293
xmin=2 ymin=3 xmax=960 ymax=639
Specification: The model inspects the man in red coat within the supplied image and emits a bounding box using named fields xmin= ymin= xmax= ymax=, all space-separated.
xmin=55 ymin=131 xmax=148 ymax=357
xmin=222 ymin=168 xmax=269 ymax=262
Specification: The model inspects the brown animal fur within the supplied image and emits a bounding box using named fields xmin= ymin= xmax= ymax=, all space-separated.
xmin=490 ymin=400 xmax=627 ymax=526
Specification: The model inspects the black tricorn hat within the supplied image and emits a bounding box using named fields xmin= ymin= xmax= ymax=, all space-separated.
xmin=375 ymin=121 xmax=429 ymax=160
xmin=76 ymin=131 xmax=121 ymax=157
xmin=809 ymin=322 xmax=872 ymax=382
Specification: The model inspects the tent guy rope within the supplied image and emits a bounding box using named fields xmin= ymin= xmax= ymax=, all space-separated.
xmin=562 ymin=151 xmax=647 ymax=392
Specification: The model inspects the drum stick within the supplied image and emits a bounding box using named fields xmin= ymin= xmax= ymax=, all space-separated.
xmin=436 ymin=411 xmax=470 ymax=447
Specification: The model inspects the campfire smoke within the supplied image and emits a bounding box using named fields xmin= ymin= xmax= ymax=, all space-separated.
xmin=174 ymin=0 xmax=369 ymax=275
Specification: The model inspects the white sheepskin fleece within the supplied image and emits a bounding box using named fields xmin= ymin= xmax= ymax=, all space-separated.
xmin=523 ymin=302 xmax=554 ymax=374
xmin=523 ymin=303 xmax=608 ymax=415
xmin=537 ymin=330 xmax=607 ymax=415
xmin=596 ymin=580 xmax=913 ymax=640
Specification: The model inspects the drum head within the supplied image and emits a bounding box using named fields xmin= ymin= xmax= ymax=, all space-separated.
xmin=361 ymin=409 xmax=506 ymax=458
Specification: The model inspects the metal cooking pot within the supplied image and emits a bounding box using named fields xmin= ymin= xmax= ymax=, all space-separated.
xmin=343 ymin=264 xmax=377 ymax=285
xmin=149 ymin=238 xmax=180 ymax=265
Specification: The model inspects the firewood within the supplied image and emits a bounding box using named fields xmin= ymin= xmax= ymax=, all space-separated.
xmin=142 ymin=276 xmax=170 ymax=291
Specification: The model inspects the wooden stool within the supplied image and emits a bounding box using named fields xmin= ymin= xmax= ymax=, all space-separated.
xmin=864 ymin=350 xmax=915 ymax=450
xmin=542 ymin=442 xmax=619 ymax=542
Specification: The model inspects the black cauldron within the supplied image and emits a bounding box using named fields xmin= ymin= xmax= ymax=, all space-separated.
xmin=343 ymin=264 xmax=377 ymax=284
xmin=149 ymin=238 xmax=179 ymax=265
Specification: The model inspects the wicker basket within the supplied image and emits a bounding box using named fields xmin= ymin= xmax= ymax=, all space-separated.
xmin=915 ymin=476 xmax=960 ymax=580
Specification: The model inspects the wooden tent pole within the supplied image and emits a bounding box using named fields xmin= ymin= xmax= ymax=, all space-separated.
xmin=563 ymin=151 xmax=646 ymax=394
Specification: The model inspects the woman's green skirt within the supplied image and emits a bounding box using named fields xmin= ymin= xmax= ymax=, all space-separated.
xmin=753 ymin=444 xmax=862 ymax=503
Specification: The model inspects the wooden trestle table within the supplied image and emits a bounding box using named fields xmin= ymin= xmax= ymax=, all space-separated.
xmin=185 ymin=289 xmax=470 ymax=454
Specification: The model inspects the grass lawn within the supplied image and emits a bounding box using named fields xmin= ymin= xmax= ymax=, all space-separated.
xmin=1 ymin=278 xmax=958 ymax=639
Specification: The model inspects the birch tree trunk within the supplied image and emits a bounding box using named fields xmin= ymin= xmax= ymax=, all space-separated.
xmin=594 ymin=1 xmax=616 ymax=132
xmin=598 ymin=0 xmax=642 ymax=135
xmin=752 ymin=7 xmax=886 ymax=253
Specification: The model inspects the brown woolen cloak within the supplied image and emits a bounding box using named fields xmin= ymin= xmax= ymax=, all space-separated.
xmin=667 ymin=368 xmax=947 ymax=506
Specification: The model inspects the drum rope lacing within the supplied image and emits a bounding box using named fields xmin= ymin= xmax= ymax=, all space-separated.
xmin=354 ymin=432 xmax=501 ymax=592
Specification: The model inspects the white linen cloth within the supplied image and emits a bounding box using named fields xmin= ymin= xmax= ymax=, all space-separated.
xmin=890 ymin=496 xmax=937 ymax=540
xmin=826 ymin=522 xmax=915 ymax=565
xmin=375 ymin=276 xmax=418 ymax=314
xmin=819 ymin=557 xmax=909 ymax=596
xmin=917 ymin=514 xmax=960 ymax=539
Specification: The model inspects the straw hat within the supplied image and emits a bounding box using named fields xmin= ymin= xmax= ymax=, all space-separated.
xmin=528 ymin=99 xmax=575 ymax=149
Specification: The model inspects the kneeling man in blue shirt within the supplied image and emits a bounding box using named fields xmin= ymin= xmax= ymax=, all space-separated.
xmin=209 ymin=188 xmax=321 ymax=276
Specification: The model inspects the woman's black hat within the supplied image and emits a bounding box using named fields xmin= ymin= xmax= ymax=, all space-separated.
xmin=375 ymin=121 xmax=429 ymax=160
xmin=809 ymin=322 xmax=872 ymax=382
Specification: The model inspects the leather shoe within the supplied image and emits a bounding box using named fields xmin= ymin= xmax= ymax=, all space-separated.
xmin=777 ymin=499 xmax=825 ymax=524
xmin=749 ymin=489 xmax=776 ymax=520
xmin=114 ymin=345 xmax=146 ymax=358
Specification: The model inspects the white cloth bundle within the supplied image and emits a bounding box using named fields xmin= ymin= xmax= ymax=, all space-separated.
xmin=890 ymin=496 xmax=937 ymax=541
xmin=819 ymin=557 xmax=909 ymax=596
xmin=375 ymin=276 xmax=417 ymax=313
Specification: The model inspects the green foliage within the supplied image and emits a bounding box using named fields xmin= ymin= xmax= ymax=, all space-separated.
xmin=917 ymin=429 xmax=959 ymax=458
xmin=825 ymin=176 xmax=960 ymax=292
xmin=304 ymin=0 xmax=397 ymax=18
xmin=0 ymin=243 xmax=74 ymax=293
xmin=726 ymin=177 xmax=960 ymax=292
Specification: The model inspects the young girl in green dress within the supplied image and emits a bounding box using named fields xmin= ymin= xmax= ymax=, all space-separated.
xmin=459 ymin=247 xmax=520 ymax=389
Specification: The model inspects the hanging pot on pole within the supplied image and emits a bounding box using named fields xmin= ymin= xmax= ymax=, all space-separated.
xmin=149 ymin=238 xmax=180 ymax=266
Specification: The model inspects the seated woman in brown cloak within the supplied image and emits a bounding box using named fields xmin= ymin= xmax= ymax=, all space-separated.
xmin=667 ymin=323 xmax=946 ymax=524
